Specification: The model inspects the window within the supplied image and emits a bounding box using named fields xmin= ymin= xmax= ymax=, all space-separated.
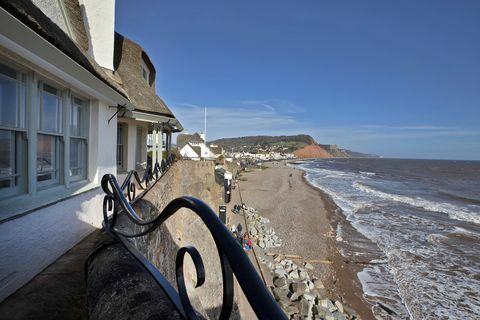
xmin=141 ymin=60 xmax=149 ymax=84
xmin=70 ymin=97 xmax=88 ymax=181
xmin=37 ymin=82 xmax=63 ymax=188
xmin=0 ymin=59 xmax=92 ymax=203
xmin=0 ymin=63 xmax=26 ymax=198
xmin=117 ymin=123 xmax=126 ymax=171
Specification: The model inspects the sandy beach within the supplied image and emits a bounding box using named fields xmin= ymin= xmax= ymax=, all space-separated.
xmin=232 ymin=161 xmax=374 ymax=320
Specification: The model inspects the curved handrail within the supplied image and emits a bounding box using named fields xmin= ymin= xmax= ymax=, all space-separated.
xmin=117 ymin=154 xmax=177 ymax=202
xmin=99 ymin=163 xmax=286 ymax=319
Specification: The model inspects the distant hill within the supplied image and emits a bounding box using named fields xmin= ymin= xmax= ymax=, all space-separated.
xmin=210 ymin=134 xmax=315 ymax=153
xmin=210 ymin=134 xmax=378 ymax=158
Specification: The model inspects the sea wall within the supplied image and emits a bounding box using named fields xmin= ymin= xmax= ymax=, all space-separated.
xmin=129 ymin=160 xmax=240 ymax=318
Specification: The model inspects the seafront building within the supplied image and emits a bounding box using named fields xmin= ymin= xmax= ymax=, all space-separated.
xmin=0 ymin=0 xmax=182 ymax=302
xmin=177 ymin=132 xmax=223 ymax=160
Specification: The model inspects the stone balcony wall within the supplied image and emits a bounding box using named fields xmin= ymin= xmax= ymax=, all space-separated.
xmin=129 ymin=160 xmax=239 ymax=319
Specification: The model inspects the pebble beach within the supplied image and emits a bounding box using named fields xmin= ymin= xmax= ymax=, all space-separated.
xmin=231 ymin=161 xmax=374 ymax=319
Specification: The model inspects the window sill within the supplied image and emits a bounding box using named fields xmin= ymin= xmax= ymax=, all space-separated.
xmin=0 ymin=181 xmax=101 ymax=224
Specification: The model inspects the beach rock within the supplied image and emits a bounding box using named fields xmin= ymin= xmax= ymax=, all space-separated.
xmin=304 ymin=262 xmax=314 ymax=270
xmin=313 ymin=279 xmax=325 ymax=289
xmin=298 ymin=299 xmax=312 ymax=318
xmin=303 ymin=292 xmax=317 ymax=302
xmin=288 ymin=270 xmax=300 ymax=280
xmin=299 ymin=270 xmax=309 ymax=280
xmin=320 ymin=299 xmax=335 ymax=310
xmin=272 ymin=288 xmax=290 ymax=304
xmin=274 ymin=277 xmax=288 ymax=288
xmin=288 ymin=291 xmax=301 ymax=302
xmin=250 ymin=227 xmax=258 ymax=236
xmin=306 ymin=280 xmax=315 ymax=290
xmin=258 ymin=240 xmax=266 ymax=248
xmin=313 ymin=305 xmax=330 ymax=317
xmin=290 ymin=282 xmax=308 ymax=295
xmin=331 ymin=311 xmax=347 ymax=320
xmin=334 ymin=301 xmax=344 ymax=314
xmin=283 ymin=305 xmax=299 ymax=317
xmin=274 ymin=268 xmax=287 ymax=278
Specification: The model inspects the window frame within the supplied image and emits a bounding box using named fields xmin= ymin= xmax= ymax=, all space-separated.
xmin=36 ymin=80 xmax=65 ymax=189
xmin=0 ymin=62 xmax=27 ymax=199
xmin=141 ymin=59 xmax=150 ymax=84
xmin=69 ymin=94 xmax=89 ymax=182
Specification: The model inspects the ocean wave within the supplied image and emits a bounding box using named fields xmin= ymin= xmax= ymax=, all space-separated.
xmin=359 ymin=171 xmax=376 ymax=176
xmin=353 ymin=182 xmax=480 ymax=224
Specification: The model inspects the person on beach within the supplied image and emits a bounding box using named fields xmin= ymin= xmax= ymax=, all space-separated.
xmin=230 ymin=224 xmax=237 ymax=239
xmin=242 ymin=233 xmax=251 ymax=252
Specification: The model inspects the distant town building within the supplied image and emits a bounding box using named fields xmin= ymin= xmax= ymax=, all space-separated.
xmin=177 ymin=133 xmax=223 ymax=160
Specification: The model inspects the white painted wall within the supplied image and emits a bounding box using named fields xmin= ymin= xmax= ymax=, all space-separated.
xmin=0 ymin=99 xmax=118 ymax=303
xmin=31 ymin=0 xmax=72 ymax=38
xmin=89 ymin=100 xmax=117 ymax=183
xmin=180 ymin=144 xmax=200 ymax=160
xmin=126 ymin=120 xmax=137 ymax=171
xmin=0 ymin=188 xmax=104 ymax=302
xmin=80 ymin=0 xmax=115 ymax=70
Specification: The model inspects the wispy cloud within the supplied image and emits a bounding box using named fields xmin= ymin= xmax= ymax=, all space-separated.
xmin=260 ymin=103 xmax=276 ymax=112
xmin=239 ymin=99 xmax=305 ymax=113
xmin=311 ymin=125 xmax=480 ymax=141
xmin=174 ymin=102 xmax=203 ymax=109
xmin=170 ymin=101 xmax=304 ymax=140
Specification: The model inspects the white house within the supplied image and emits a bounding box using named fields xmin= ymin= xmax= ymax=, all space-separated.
xmin=179 ymin=143 xmax=202 ymax=161
xmin=0 ymin=0 xmax=182 ymax=302
xmin=177 ymin=132 xmax=223 ymax=160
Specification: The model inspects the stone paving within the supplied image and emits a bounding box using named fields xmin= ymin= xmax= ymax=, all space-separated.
xmin=0 ymin=230 xmax=100 ymax=320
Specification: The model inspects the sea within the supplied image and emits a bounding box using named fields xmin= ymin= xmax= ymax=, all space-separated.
xmin=291 ymin=158 xmax=480 ymax=320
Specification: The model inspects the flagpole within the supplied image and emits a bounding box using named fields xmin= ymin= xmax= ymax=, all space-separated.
xmin=204 ymin=106 xmax=207 ymax=161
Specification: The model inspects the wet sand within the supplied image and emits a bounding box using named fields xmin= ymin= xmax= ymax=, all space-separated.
xmin=235 ymin=161 xmax=375 ymax=320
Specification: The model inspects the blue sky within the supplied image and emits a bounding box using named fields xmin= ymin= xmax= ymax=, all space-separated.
xmin=116 ymin=1 xmax=480 ymax=160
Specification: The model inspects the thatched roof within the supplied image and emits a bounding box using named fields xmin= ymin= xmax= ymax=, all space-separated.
xmin=209 ymin=146 xmax=223 ymax=156
xmin=190 ymin=145 xmax=201 ymax=157
xmin=1 ymin=0 xmax=181 ymax=122
xmin=113 ymin=33 xmax=174 ymax=117
xmin=0 ymin=0 xmax=127 ymax=97
xmin=177 ymin=133 xmax=204 ymax=150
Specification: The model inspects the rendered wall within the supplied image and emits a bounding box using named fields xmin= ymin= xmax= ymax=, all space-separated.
xmin=80 ymin=0 xmax=115 ymax=70
xmin=0 ymin=100 xmax=118 ymax=303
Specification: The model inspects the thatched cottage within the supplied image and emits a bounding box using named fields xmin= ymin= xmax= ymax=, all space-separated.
xmin=0 ymin=0 xmax=182 ymax=302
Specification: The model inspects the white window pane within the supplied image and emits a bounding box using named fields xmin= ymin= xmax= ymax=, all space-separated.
xmin=71 ymin=97 xmax=88 ymax=137
xmin=19 ymin=79 xmax=26 ymax=128
xmin=0 ymin=72 xmax=17 ymax=128
xmin=41 ymin=92 xmax=60 ymax=132
xmin=70 ymin=138 xmax=86 ymax=179
xmin=0 ymin=130 xmax=12 ymax=188
xmin=37 ymin=134 xmax=56 ymax=182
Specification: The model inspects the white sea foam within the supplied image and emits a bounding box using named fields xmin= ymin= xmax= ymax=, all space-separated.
xmin=295 ymin=160 xmax=480 ymax=319
xmin=353 ymin=182 xmax=480 ymax=224
xmin=359 ymin=171 xmax=376 ymax=176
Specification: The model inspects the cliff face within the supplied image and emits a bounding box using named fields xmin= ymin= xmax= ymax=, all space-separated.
xmin=325 ymin=144 xmax=350 ymax=158
xmin=293 ymin=144 xmax=332 ymax=159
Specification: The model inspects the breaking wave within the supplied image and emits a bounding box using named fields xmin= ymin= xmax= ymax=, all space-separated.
xmin=353 ymin=182 xmax=480 ymax=224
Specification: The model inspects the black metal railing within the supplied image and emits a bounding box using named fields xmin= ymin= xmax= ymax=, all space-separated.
xmin=119 ymin=154 xmax=176 ymax=202
xmin=97 ymin=155 xmax=286 ymax=320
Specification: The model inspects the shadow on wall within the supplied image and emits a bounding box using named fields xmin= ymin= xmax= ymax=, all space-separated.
xmin=128 ymin=198 xmax=241 ymax=319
